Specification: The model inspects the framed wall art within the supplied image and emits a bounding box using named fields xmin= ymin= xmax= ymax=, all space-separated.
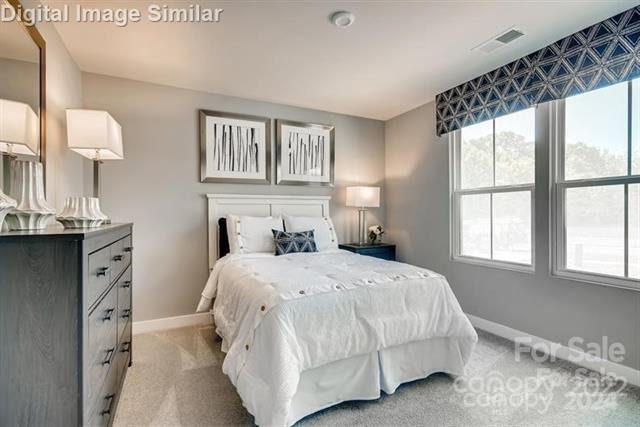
xmin=276 ymin=119 xmax=334 ymax=186
xmin=200 ymin=110 xmax=271 ymax=184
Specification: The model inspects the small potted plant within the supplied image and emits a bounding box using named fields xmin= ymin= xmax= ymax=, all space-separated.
xmin=368 ymin=225 xmax=384 ymax=245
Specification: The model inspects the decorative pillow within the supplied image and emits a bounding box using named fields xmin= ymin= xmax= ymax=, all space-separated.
xmin=283 ymin=215 xmax=338 ymax=251
xmin=226 ymin=215 xmax=284 ymax=254
xmin=272 ymin=230 xmax=318 ymax=256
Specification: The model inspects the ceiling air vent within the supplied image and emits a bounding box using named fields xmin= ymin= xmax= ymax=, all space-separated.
xmin=473 ymin=27 xmax=525 ymax=55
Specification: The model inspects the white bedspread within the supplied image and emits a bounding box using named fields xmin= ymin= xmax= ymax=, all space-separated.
xmin=197 ymin=250 xmax=477 ymax=426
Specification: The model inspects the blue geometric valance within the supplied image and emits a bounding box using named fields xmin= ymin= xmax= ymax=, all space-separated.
xmin=435 ymin=6 xmax=640 ymax=136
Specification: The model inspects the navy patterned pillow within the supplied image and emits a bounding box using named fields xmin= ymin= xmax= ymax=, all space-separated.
xmin=272 ymin=229 xmax=318 ymax=256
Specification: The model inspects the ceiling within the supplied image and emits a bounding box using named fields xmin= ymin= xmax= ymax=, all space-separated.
xmin=52 ymin=0 xmax=639 ymax=120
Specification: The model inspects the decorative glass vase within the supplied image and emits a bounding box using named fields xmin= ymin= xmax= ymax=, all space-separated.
xmin=5 ymin=160 xmax=56 ymax=230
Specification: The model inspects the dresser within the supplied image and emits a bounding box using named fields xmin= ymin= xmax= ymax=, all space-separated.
xmin=339 ymin=243 xmax=396 ymax=261
xmin=0 ymin=223 xmax=133 ymax=427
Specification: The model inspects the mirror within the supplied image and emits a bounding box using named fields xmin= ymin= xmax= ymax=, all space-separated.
xmin=0 ymin=0 xmax=45 ymax=192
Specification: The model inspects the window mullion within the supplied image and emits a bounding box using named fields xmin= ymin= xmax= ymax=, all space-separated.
xmin=558 ymin=175 xmax=640 ymax=188
xmin=557 ymin=100 xmax=566 ymax=183
xmin=492 ymin=120 xmax=496 ymax=187
xmin=455 ymin=131 xmax=462 ymax=191
xmin=491 ymin=120 xmax=496 ymax=260
xmin=628 ymin=80 xmax=633 ymax=177
xmin=625 ymin=81 xmax=632 ymax=277
xmin=625 ymin=183 xmax=629 ymax=277
xmin=454 ymin=192 xmax=460 ymax=257
xmin=560 ymin=186 xmax=567 ymax=270
xmin=457 ymin=183 xmax=534 ymax=196
xmin=557 ymin=100 xmax=565 ymax=271
xmin=490 ymin=192 xmax=494 ymax=260
xmin=530 ymin=188 xmax=535 ymax=268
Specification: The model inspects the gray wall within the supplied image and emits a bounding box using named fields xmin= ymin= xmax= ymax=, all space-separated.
xmin=385 ymin=101 xmax=640 ymax=371
xmin=0 ymin=57 xmax=38 ymax=112
xmin=82 ymin=73 xmax=385 ymax=322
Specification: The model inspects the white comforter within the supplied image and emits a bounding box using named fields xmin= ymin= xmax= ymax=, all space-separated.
xmin=197 ymin=250 xmax=477 ymax=426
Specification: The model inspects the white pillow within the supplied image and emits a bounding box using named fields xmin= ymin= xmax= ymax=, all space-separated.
xmin=226 ymin=215 xmax=284 ymax=254
xmin=283 ymin=215 xmax=338 ymax=251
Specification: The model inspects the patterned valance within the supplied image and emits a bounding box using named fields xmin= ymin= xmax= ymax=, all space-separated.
xmin=435 ymin=6 xmax=640 ymax=136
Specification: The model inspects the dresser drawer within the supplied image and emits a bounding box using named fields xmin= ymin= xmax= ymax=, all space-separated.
xmin=87 ymin=360 xmax=118 ymax=427
xmin=87 ymin=287 xmax=118 ymax=403
xmin=87 ymin=346 xmax=115 ymax=409
xmin=88 ymin=245 xmax=112 ymax=305
xmin=117 ymin=267 xmax=132 ymax=341
xmin=110 ymin=235 xmax=132 ymax=281
xmin=116 ymin=321 xmax=132 ymax=386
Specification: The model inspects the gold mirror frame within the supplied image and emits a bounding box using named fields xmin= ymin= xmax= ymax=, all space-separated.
xmin=5 ymin=0 xmax=46 ymax=187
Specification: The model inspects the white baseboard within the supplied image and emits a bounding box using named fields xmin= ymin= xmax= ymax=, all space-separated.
xmin=466 ymin=313 xmax=640 ymax=388
xmin=132 ymin=312 xmax=212 ymax=335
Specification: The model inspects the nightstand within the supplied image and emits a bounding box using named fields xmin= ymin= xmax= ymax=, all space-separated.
xmin=339 ymin=243 xmax=396 ymax=261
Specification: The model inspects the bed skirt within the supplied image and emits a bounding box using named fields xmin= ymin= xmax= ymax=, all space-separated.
xmin=266 ymin=337 xmax=467 ymax=426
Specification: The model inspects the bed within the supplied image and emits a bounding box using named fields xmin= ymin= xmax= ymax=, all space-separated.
xmin=197 ymin=194 xmax=477 ymax=426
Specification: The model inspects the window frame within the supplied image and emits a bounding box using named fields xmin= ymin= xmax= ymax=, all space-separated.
xmin=550 ymin=80 xmax=640 ymax=291
xmin=449 ymin=115 xmax=536 ymax=273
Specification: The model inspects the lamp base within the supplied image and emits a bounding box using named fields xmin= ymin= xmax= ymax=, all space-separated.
xmin=0 ymin=189 xmax=17 ymax=231
xmin=57 ymin=197 xmax=109 ymax=229
xmin=6 ymin=160 xmax=56 ymax=230
xmin=5 ymin=209 xmax=56 ymax=230
xmin=358 ymin=208 xmax=368 ymax=246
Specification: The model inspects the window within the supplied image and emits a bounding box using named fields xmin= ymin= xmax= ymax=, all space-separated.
xmin=451 ymin=108 xmax=535 ymax=270
xmin=551 ymin=79 xmax=640 ymax=289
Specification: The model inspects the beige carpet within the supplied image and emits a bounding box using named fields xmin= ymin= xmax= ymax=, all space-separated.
xmin=113 ymin=325 xmax=639 ymax=426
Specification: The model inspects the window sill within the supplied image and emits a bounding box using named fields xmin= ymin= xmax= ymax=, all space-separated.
xmin=551 ymin=269 xmax=640 ymax=292
xmin=451 ymin=255 xmax=534 ymax=274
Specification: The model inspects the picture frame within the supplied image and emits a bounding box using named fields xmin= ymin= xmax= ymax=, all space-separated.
xmin=276 ymin=119 xmax=335 ymax=186
xmin=200 ymin=110 xmax=271 ymax=184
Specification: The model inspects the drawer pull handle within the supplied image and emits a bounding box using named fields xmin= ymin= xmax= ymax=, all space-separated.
xmin=121 ymin=341 xmax=131 ymax=353
xmin=102 ymin=308 xmax=115 ymax=322
xmin=113 ymin=254 xmax=124 ymax=262
xmin=121 ymin=309 xmax=131 ymax=319
xmin=97 ymin=266 xmax=111 ymax=277
xmin=124 ymin=246 xmax=134 ymax=253
xmin=121 ymin=281 xmax=131 ymax=289
xmin=102 ymin=347 xmax=115 ymax=365
xmin=100 ymin=393 xmax=116 ymax=416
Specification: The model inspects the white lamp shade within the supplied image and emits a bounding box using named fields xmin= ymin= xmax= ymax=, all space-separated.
xmin=0 ymin=99 xmax=39 ymax=156
xmin=66 ymin=109 xmax=123 ymax=160
xmin=346 ymin=186 xmax=380 ymax=208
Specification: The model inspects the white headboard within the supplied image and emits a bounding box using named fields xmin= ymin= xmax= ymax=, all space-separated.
xmin=207 ymin=194 xmax=331 ymax=269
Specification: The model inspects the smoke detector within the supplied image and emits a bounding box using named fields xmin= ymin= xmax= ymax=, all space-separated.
xmin=472 ymin=27 xmax=526 ymax=54
xmin=331 ymin=11 xmax=355 ymax=28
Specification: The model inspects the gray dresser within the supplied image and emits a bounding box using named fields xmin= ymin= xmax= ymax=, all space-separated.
xmin=0 ymin=223 xmax=133 ymax=426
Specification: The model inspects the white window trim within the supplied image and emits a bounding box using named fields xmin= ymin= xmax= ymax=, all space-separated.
xmin=449 ymin=128 xmax=535 ymax=274
xmin=549 ymin=90 xmax=640 ymax=292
